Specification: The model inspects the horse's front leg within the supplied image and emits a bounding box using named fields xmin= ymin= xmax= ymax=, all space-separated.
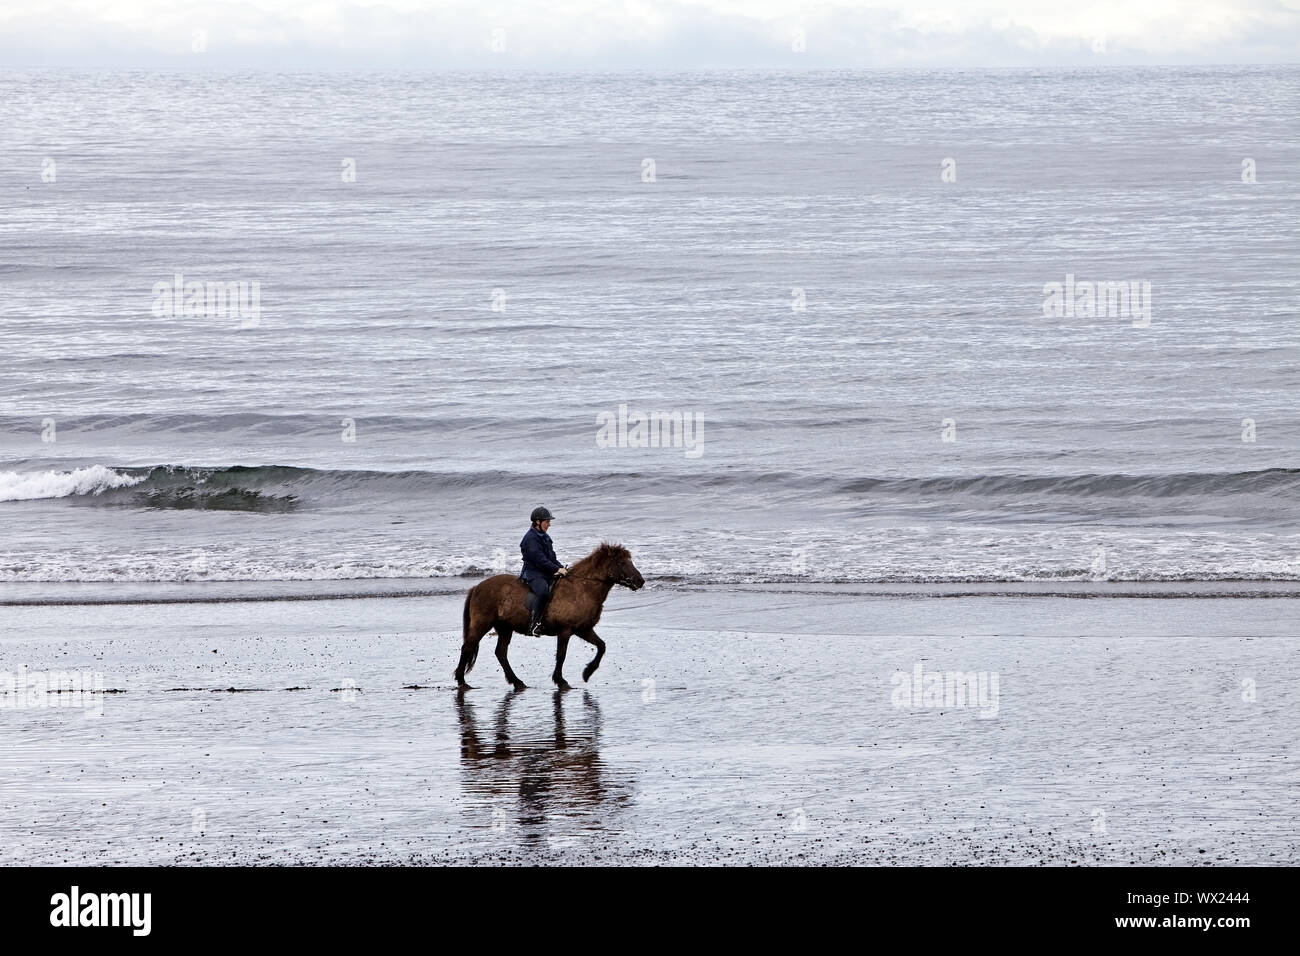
xmin=552 ymin=629 xmax=573 ymax=690
xmin=495 ymin=630 xmax=526 ymax=690
xmin=578 ymin=629 xmax=605 ymax=683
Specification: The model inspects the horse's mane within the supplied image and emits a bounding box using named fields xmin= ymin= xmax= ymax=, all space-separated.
xmin=570 ymin=542 xmax=630 ymax=577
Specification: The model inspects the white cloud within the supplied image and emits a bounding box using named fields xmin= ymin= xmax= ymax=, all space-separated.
xmin=0 ymin=0 xmax=1296 ymax=67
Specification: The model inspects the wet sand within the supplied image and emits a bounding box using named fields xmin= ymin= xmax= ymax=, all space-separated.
xmin=1 ymin=585 xmax=1296 ymax=865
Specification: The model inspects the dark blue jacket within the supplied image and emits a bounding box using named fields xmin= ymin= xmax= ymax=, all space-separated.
xmin=520 ymin=526 xmax=562 ymax=582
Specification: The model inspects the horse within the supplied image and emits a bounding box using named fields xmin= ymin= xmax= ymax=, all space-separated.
xmin=456 ymin=542 xmax=644 ymax=691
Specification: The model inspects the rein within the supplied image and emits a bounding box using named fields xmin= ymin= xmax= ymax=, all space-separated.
xmin=557 ymin=571 xmax=637 ymax=588
xmin=557 ymin=572 xmax=609 ymax=586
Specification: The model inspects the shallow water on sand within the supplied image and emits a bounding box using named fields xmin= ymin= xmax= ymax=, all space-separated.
xmin=1 ymin=589 xmax=1295 ymax=864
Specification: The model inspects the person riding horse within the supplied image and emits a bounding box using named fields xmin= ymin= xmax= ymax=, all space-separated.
xmin=520 ymin=506 xmax=568 ymax=636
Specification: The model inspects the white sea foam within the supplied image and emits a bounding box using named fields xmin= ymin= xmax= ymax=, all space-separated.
xmin=0 ymin=465 xmax=145 ymax=502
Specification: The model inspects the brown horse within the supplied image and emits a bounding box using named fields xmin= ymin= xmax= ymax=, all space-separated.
xmin=456 ymin=543 xmax=645 ymax=691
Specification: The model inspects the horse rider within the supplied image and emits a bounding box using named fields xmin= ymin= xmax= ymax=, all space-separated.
xmin=520 ymin=506 xmax=568 ymax=636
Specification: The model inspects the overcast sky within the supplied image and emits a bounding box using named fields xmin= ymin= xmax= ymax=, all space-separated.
xmin=1 ymin=0 xmax=1297 ymax=69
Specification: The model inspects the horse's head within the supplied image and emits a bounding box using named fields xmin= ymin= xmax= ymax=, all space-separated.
xmin=588 ymin=543 xmax=645 ymax=591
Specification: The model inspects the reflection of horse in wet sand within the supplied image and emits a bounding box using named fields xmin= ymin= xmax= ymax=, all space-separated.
xmin=456 ymin=689 xmax=630 ymax=839
xmin=456 ymin=543 xmax=644 ymax=691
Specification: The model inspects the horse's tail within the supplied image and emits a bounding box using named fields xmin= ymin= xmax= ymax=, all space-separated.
xmin=461 ymin=589 xmax=479 ymax=675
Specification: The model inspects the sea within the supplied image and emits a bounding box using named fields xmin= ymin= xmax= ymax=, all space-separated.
xmin=1 ymin=67 xmax=1297 ymax=590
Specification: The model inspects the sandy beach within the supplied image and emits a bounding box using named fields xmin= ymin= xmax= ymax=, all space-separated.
xmin=2 ymin=582 xmax=1295 ymax=866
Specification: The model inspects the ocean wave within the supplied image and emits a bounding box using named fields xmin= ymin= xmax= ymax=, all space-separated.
xmin=0 ymin=465 xmax=145 ymax=502
xmin=4 ymin=463 xmax=1297 ymax=510
xmin=837 ymin=468 xmax=1300 ymax=499
xmin=0 ymin=553 xmax=1297 ymax=585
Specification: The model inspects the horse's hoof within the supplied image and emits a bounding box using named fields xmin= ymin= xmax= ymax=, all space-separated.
xmin=581 ymin=668 xmax=594 ymax=683
xmin=457 ymin=683 xmax=474 ymax=691
xmin=512 ymin=681 xmax=528 ymax=691
xmin=554 ymin=679 xmax=572 ymax=690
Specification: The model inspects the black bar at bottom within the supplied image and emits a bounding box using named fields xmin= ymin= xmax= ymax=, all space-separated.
xmin=0 ymin=864 xmax=1284 ymax=942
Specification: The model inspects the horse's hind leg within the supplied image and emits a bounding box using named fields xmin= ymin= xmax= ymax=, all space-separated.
xmin=455 ymin=617 xmax=491 ymax=691
xmin=495 ymin=629 xmax=527 ymax=691
xmin=552 ymin=629 xmax=572 ymax=690
xmin=578 ymin=629 xmax=605 ymax=683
